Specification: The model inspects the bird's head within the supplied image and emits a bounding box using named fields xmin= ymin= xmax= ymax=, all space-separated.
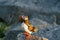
xmin=19 ymin=15 xmax=28 ymax=22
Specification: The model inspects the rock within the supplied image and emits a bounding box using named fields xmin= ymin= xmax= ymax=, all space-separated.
xmin=30 ymin=17 xmax=57 ymax=30
xmin=0 ymin=0 xmax=60 ymax=40
xmin=5 ymin=30 xmax=24 ymax=40
xmin=0 ymin=0 xmax=59 ymax=25
xmin=17 ymin=33 xmax=48 ymax=40
xmin=5 ymin=25 xmax=60 ymax=40
xmin=0 ymin=0 xmax=60 ymax=14
xmin=5 ymin=30 xmax=48 ymax=40
xmin=30 ymin=18 xmax=50 ymax=29
xmin=28 ymin=35 xmax=48 ymax=40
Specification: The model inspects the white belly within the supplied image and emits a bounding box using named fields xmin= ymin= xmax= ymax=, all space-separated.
xmin=21 ymin=22 xmax=32 ymax=34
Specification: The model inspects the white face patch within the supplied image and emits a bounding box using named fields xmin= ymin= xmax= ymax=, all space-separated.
xmin=22 ymin=15 xmax=25 ymax=20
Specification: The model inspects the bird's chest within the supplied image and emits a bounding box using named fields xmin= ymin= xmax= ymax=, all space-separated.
xmin=21 ymin=22 xmax=28 ymax=30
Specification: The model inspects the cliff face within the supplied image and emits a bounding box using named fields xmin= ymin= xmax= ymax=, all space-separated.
xmin=4 ymin=19 xmax=60 ymax=40
xmin=0 ymin=0 xmax=60 ymax=40
xmin=0 ymin=0 xmax=60 ymax=13
xmin=17 ymin=33 xmax=48 ymax=40
xmin=0 ymin=0 xmax=60 ymax=25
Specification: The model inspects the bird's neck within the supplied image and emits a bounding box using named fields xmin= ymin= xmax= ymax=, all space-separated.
xmin=24 ymin=20 xmax=29 ymax=23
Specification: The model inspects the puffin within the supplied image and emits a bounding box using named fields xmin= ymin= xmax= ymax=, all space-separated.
xmin=19 ymin=15 xmax=38 ymax=40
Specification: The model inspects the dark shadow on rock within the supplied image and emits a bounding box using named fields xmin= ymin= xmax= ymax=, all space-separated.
xmin=5 ymin=30 xmax=24 ymax=40
xmin=5 ymin=30 xmax=48 ymax=40
xmin=0 ymin=5 xmax=58 ymax=25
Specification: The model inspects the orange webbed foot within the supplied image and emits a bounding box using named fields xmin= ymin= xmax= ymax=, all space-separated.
xmin=23 ymin=32 xmax=31 ymax=40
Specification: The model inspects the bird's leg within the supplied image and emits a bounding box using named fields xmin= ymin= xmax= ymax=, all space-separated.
xmin=23 ymin=32 xmax=31 ymax=40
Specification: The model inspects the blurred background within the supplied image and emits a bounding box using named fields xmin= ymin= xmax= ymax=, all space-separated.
xmin=0 ymin=0 xmax=60 ymax=40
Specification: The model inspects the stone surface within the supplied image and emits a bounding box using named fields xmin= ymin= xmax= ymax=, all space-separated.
xmin=5 ymin=30 xmax=48 ymax=40
xmin=0 ymin=0 xmax=60 ymax=40
xmin=0 ymin=6 xmax=56 ymax=25
xmin=4 ymin=22 xmax=60 ymax=40
xmin=0 ymin=0 xmax=60 ymax=14
xmin=0 ymin=0 xmax=59 ymax=25
xmin=28 ymin=35 xmax=48 ymax=40
xmin=5 ymin=30 xmax=24 ymax=40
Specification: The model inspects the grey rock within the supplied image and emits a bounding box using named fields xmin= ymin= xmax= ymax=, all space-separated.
xmin=0 ymin=6 xmax=56 ymax=25
xmin=4 ymin=19 xmax=60 ymax=40
xmin=0 ymin=0 xmax=60 ymax=40
xmin=0 ymin=0 xmax=60 ymax=13
xmin=5 ymin=30 xmax=24 ymax=40
xmin=0 ymin=0 xmax=60 ymax=25
xmin=5 ymin=25 xmax=60 ymax=40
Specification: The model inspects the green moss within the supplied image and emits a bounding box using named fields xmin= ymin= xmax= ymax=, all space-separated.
xmin=0 ymin=31 xmax=5 ymax=38
xmin=0 ymin=22 xmax=8 ymax=38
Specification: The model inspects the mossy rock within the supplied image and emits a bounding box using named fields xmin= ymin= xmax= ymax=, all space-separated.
xmin=0 ymin=22 xmax=8 ymax=38
xmin=0 ymin=31 xmax=5 ymax=38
